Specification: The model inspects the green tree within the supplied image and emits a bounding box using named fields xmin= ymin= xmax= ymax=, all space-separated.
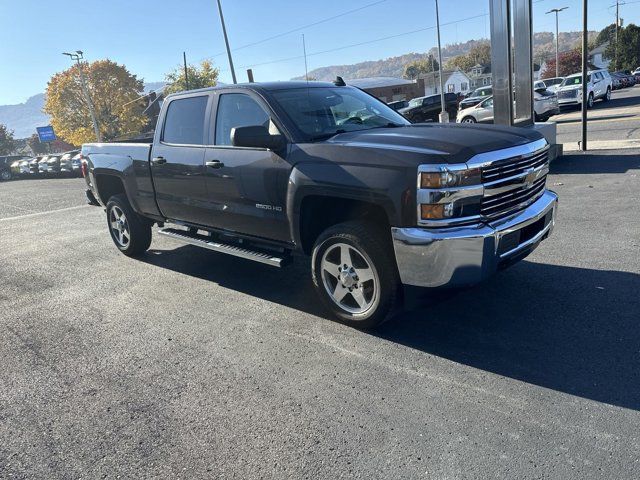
xmin=445 ymin=43 xmax=491 ymax=72
xmin=44 ymin=60 xmax=147 ymax=145
xmin=0 ymin=124 xmax=16 ymax=155
xmin=403 ymin=56 xmax=439 ymax=79
xmin=164 ymin=60 xmax=219 ymax=95
xmin=605 ymin=24 xmax=640 ymax=71
xmin=596 ymin=24 xmax=617 ymax=47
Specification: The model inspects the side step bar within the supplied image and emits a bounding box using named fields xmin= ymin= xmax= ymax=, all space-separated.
xmin=157 ymin=227 xmax=288 ymax=267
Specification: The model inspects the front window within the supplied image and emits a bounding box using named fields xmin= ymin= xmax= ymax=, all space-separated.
xmin=215 ymin=93 xmax=273 ymax=146
xmin=270 ymin=86 xmax=409 ymax=141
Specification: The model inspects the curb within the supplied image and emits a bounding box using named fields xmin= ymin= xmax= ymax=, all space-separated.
xmin=562 ymin=139 xmax=640 ymax=152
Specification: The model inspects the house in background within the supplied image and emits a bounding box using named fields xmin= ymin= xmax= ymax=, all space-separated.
xmin=590 ymin=43 xmax=611 ymax=70
xmin=468 ymin=63 xmax=493 ymax=90
xmin=419 ymin=69 xmax=472 ymax=95
xmin=346 ymin=77 xmax=425 ymax=103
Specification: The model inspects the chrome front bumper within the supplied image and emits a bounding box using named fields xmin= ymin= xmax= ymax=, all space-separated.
xmin=392 ymin=190 xmax=558 ymax=288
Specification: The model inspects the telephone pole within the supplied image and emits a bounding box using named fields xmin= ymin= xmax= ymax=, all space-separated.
xmin=435 ymin=0 xmax=447 ymax=123
xmin=545 ymin=7 xmax=568 ymax=78
xmin=614 ymin=0 xmax=621 ymax=69
xmin=62 ymin=51 xmax=101 ymax=142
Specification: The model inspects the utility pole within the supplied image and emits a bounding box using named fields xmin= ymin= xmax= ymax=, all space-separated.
xmin=63 ymin=51 xmax=101 ymax=142
xmin=434 ymin=0 xmax=447 ymax=123
xmin=614 ymin=0 xmax=621 ymax=69
xmin=215 ymin=0 xmax=237 ymax=84
xmin=581 ymin=0 xmax=588 ymax=151
xmin=545 ymin=7 xmax=568 ymax=78
xmin=183 ymin=52 xmax=190 ymax=90
xmin=302 ymin=34 xmax=309 ymax=81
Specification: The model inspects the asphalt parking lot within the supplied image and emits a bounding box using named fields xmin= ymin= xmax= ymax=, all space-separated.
xmin=555 ymin=85 xmax=640 ymax=148
xmin=1 ymin=151 xmax=639 ymax=479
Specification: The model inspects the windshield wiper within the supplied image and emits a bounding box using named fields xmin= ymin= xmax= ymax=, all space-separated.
xmin=310 ymin=129 xmax=346 ymax=142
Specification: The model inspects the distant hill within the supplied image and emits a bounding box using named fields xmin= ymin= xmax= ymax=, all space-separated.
xmin=0 ymin=82 xmax=166 ymax=139
xmin=293 ymin=31 xmax=597 ymax=81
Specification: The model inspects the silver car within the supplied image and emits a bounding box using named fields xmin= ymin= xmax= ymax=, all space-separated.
xmin=456 ymin=91 xmax=558 ymax=124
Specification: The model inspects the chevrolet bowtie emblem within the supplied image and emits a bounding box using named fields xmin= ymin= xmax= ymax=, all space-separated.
xmin=523 ymin=168 xmax=537 ymax=188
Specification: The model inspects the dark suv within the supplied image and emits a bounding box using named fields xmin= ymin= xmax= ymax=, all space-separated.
xmin=398 ymin=93 xmax=458 ymax=123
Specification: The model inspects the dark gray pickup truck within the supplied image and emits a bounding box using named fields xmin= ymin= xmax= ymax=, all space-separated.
xmin=82 ymin=80 xmax=557 ymax=328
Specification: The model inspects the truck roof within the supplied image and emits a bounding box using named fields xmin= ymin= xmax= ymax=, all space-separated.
xmin=164 ymin=80 xmax=345 ymax=99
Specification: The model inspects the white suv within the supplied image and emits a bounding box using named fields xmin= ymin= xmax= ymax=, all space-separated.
xmin=556 ymin=70 xmax=612 ymax=109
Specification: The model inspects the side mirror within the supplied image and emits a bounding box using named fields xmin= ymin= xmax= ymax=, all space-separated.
xmin=231 ymin=125 xmax=285 ymax=150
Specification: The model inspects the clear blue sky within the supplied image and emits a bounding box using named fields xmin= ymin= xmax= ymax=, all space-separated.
xmin=0 ymin=0 xmax=636 ymax=105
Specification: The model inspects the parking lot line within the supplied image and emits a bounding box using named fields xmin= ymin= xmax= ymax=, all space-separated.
xmin=0 ymin=204 xmax=91 ymax=222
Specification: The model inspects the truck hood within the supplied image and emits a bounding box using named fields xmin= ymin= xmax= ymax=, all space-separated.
xmin=324 ymin=124 xmax=543 ymax=164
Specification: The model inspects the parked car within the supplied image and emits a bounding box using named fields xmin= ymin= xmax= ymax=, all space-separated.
xmin=38 ymin=156 xmax=52 ymax=174
xmin=398 ymin=93 xmax=458 ymax=123
xmin=59 ymin=150 xmax=81 ymax=176
xmin=633 ymin=67 xmax=640 ymax=80
xmin=18 ymin=158 xmax=33 ymax=176
xmin=387 ymin=100 xmax=408 ymax=111
xmin=610 ymin=72 xmax=624 ymax=90
xmin=459 ymin=86 xmax=492 ymax=109
xmin=10 ymin=159 xmax=22 ymax=177
xmin=542 ymin=77 xmax=564 ymax=93
xmin=29 ymin=156 xmax=43 ymax=175
xmin=0 ymin=155 xmax=29 ymax=180
xmin=46 ymin=155 xmax=61 ymax=174
xmin=456 ymin=89 xmax=559 ymax=124
xmin=82 ymin=80 xmax=557 ymax=328
xmin=556 ymin=70 xmax=612 ymax=109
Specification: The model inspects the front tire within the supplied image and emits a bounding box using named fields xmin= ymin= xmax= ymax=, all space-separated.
xmin=311 ymin=221 xmax=400 ymax=329
xmin=106 ymin=194 xmax=152 ymax=257
xmin=1 ymin=170 xmax=11 ymax=181
xmin=461 ymin=116 xmax=477 ymax=123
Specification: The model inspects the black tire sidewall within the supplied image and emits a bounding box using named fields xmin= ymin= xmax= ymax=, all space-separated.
xmin=106 ymin=194 xmax=152 ymax=257
xmin=311 ymin=221 xmax=399 ymax=329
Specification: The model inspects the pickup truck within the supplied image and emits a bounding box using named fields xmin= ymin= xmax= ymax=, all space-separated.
xmin=398 ymin=93 xmax=458 ymax=123
xmin=82 ymin=80 xmax=557 ymax=329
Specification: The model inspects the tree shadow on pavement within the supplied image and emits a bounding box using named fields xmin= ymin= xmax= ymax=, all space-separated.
xmin=141 ymin=246 xmax=640 ymax=411
xmin=551 ymin=150 xmax=640 ymax=175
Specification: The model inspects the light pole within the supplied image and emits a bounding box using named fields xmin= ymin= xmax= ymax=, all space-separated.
xmin=434 ymin=0 xmax=447 ymax=123
xmin=63 ymin=51 xmax=101 ymax=142
xmin=215 ymin=0 xmax=237 ymax=84
xmin=545 ymin=7 xmax=568 ymax=78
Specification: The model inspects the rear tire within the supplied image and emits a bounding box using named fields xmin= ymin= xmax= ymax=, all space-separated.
xmin=311 ymin=221 xmax=400 ymax=329
xmin=1 ymin=170 xmax=11 ymax=181
xmin=602 ymin=87 xmax=611 ymax=102
xmin=106 ymin=194 xmax=152 ymax=257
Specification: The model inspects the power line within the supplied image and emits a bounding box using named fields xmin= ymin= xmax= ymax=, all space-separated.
xmin=228 ymin=13 xmax=489 ymax=72
xmin=209 ymin=0 xmax=388 ymax=57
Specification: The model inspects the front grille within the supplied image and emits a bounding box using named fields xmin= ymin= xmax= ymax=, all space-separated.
xmin=479 ymin=146 xmax=549 ymax=219
xmin=481 ymin=177 xmax=546 ymax=218
xmin=558 ymin=89 xmax=578 ymax=99
xmin=482 ymin=149 xmax=548 ymax=183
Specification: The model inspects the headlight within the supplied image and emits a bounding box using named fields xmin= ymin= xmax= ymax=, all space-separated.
xmin=417 ymin=164 xmax=483 ymax=223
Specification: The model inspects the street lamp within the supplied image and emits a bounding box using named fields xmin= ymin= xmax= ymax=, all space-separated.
xmin=545 ymin=7 xmax=568 ymax=78
xmin=62 ymin=50 xmax=101 ymax=142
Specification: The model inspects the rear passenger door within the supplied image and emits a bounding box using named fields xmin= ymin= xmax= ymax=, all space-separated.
xmin=151 ymin=93 xmax=212 ymax=225
xmin=203 ymin=91 xmax=291 ymax=242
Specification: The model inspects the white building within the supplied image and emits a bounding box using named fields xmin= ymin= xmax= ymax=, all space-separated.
xmin=419 ymin=69 xmax=472 ymax=96
xmin=590 ymin=43 xmax=611 ymax=70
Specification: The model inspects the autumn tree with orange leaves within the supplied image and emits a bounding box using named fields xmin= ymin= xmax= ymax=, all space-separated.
xmin=44 ymin=60 xmax=147 ymax=145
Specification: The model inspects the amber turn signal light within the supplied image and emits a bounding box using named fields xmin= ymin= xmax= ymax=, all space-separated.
xmin=421 ymin=204 xmax=449 ymax=219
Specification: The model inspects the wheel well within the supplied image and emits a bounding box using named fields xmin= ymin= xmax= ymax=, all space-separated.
xmin=299 ymin=196 xmax=390 ymax=255
xmin=95 ymin=174 xmax=126 ymax=204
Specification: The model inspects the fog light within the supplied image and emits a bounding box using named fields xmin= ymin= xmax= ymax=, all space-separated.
xmin=421 ymin=203 xmax=454 ymax=219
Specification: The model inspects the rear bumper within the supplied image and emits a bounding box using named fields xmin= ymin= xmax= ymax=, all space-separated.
xmin=391 ymin=190 xmax=557 ymax=288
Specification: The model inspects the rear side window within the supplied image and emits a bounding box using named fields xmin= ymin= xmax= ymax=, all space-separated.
xmin=162 ymin=96 xmax=208 ymax=145
xmin=215 ymin=93 xmax=270 ymax=146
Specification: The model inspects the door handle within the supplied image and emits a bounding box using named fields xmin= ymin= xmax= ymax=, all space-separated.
xmin=151 ymin=156 xmax=167 ymax=165
xmin=206 ymin=160 xmax=224 ymax=169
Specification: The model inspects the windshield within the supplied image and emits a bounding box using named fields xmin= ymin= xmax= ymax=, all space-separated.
xmin=408 ymin=97 xmax=423 ymax=107
xmin=270 ymin=86 xmax=409 ymax=141
xmin=561 ymin=75 xmax=590 ymax=87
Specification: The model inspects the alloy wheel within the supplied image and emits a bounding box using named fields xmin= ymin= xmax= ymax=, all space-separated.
xmin=320 ymin=242 xmax=379 ymax=315
xmin=109 ymin=206 xmax=130 ymax=248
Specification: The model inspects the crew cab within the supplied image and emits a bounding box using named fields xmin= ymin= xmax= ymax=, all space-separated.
xmin=83 ymin=80 xmax=557 ymax=329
